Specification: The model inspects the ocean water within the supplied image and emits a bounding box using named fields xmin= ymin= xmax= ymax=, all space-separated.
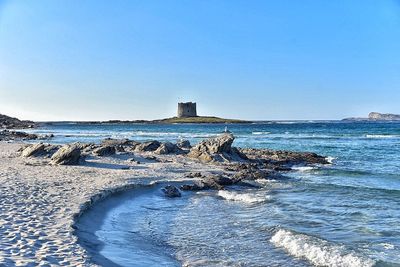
xmin=32 ymin=122 xmax=400 ymax=266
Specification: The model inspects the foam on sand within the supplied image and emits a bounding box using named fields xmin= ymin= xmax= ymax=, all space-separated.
xmin=270 ymin=229 xmax=375 ymax=267
xmin=217 ymin=190 xmax=270 ymax=204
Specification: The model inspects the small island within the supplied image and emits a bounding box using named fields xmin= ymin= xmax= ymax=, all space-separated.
xmin=343 ymin=112 xmax=400 ymax=122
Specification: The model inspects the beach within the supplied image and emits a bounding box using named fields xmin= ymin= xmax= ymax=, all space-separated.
xmin=1 ymin=122 xmax=399 ymax=266
xmin=0 ymin=141 xmax=226 ymax=266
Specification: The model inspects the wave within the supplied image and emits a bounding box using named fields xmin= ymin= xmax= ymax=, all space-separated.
xmin=292 ymin=166 xmax=317 ymax=172
xmin=270 ymin=229 xmax=375 ymax=267
xmin=325 ymin=156 xmax=336 ymax=164
xmin=217 ymin=190 xmax=270 ymax=204
xmin=365 ymin=134 xmax=400 ymax=139
xmin=252 ymin=131 xmax=271 ymax=135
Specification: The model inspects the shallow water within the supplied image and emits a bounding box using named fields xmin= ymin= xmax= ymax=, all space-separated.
xmin=52 ymin=122 xmax=400 ymax=266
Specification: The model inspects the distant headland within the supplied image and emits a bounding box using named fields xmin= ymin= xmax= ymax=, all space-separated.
xmin=343 ymin=112 xmax=400 ymax=121
xmin=0 ymin=102 xmax=251 ymax=127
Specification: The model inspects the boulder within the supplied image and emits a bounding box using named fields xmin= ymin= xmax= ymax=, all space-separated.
xmin=180 ymin=174 xmax=232 ymax=191
xmin=92 ymin=145 xmax=116 ymax=156
xmin=240 ymin=148 xmax=328 ymax=166
xmin=50 ymin=143 xmax=82 ymax=165
xmin=177 ymin=139 xmax=191 ymax=149
xmin=21 ymin=143 xmax=60 ymax=158
xmin=188 ymin=133 xmax=246 ymax=162
xmin=134 ymin=141 xmax=161 ymax=152
xmin=0 ymin=130 xmax=39 ymax=141
xmin=162 ymin=185 xmax=181 ymax=198
xmin=155 ymin=142 xmax=183 ymax=155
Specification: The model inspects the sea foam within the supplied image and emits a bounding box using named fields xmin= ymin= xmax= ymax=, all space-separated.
xmin=270 ymin=229 xmax=375 ymax=267
xmin=217 ymin=190 xmax=270 ymax=204
xmin=365 ymin=134 xmax=398 ymax=139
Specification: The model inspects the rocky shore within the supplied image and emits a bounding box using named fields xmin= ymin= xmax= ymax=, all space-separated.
xmin=0 ymin=132 xmax=328 ymax=266
xmin=0 ymin=114 xmax=36 ymax=129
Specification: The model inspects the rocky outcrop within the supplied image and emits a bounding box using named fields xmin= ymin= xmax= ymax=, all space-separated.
xmin=343 ymin=112 xmax=400 ymax=121
xmin=368 ymin=112 xmax=400 ymax=121
xmin=176 ymin=139 xmax=191 ymax=149
xmin=0 ymin=114 xmax=36 ymax=129
xmin=240 ymin=148 xmax=328 ymax=166
xmin=162 ymin=185 xmax=181 ymax=198
xmin=21 ymin=143 xmax=60 ymax=158
xmin=154 ymin=142 xmax=183 ymax=155
xmin=92 ymin=145 xmax=116 ymax=157
xmin=50 ymin=143 xmax=82 ymax=165
xmin=187 ymin=133 xmax=247 ymax=162
xmin=0 ymin=130 xmax=39 ymax=141
xmin=181 ymin=174 xmax=234 ymax=191
xmin=134 ymin=141 xmax=161 ymax=152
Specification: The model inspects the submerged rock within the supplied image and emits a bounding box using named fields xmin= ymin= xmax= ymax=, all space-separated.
xmin=162 ymin=185 xmax=181 ymax=198
xmin=240 ymin=148 xmax=328 ymax=166
xmin=188 ymin=133 xmax=247 ymax=162
xmin=50 ymin=143 xmax=82 ymax=165
xmin=180 ymin=174 xmax=233 ymax=191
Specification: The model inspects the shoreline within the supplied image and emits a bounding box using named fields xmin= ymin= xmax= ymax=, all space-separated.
xmin=0 ymin=133 xmax=328 ymax=266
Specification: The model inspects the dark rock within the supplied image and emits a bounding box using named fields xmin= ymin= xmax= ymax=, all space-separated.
xmin=233 ymin=169 xmax=287 ymax=181
xmin=0 ymin=130 xmax=39 ymax=141
xmin=92 ymin=145 xmax=116 ymax=156
xmin=0 ymin=114 xmax=36 ymax=129
xmin=186 ymin=172 xmax=203 ymax=178
xmin=50 ymin=143 xmax=82 ymax=165
xmin=162 ymin=185 xmax=181 ymax=198
xmin=240 ymin=148 xmax=328 ymax=166
xmin=134 ymin=141 xmax=161 ymax=152
xmin=204 ymin=174 xmax=234 ymax=186
xmin=176 ymin=139 xmax=191 ymax=149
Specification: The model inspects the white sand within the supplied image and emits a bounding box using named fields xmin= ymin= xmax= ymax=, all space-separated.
xmin=0 ymin=142 xmax=223 ymax=266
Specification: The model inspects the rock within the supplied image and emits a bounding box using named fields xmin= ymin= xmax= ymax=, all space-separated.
xmin=21 ymin=143 xmax=47 ymax=157
xmin=233 ymin=169 xmax=287 ymax=181
xmin=0 ymin=113 xmax=36 ymax=129
xmin=21 ymin=143 xmax=60 ymax=158
xmin=0 ymin=130 xmax=39 ymax=141
xmin=134 ymin=141 xmax=161 ymax=152
xmin=177 ymin=139 xmax=191 ymax=149
xmin=240 ymin=148 xmax=328 ymax=166
xmin=154 ymin=142 xmax=183 ymax=155
xmin=185 ymin=172 xmax=203 ymax=178
xmin=204 ymin=174 xmax=234 ymax=186
xmin=188 ymin=133 xmax=246 ymax=163
xmin=50 ymin=143 xmax=82 ymax=165
xmin=162 ymin=185 xmax=181 ymax=198
xmin=92 ymin=145 xmax=116 ymax=156
xmin=368 ymin=112 xmax=400 ymax=121
xmin=101 ymin=138 xmax=132 ymax=146
xmin=180 ymin=174 xmax=231 ymax=191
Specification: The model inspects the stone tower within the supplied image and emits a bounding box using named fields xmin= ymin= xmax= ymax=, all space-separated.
xmin=177 ymin=102 xmax=197 ymax=118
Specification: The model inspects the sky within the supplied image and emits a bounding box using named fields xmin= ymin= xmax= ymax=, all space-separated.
xmin=0 ymin=0 xmax=400 ymax=121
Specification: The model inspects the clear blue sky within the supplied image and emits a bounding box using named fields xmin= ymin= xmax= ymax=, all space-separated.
xmin=1 ymin=0 xmax=399 ymax=121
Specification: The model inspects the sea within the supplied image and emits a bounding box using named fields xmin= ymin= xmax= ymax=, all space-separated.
xmin=26 ymin=121 xmax=400 ymax=266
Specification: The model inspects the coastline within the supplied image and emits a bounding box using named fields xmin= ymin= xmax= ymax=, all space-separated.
xmin=0 ymin=142 xmax=226 ymax=266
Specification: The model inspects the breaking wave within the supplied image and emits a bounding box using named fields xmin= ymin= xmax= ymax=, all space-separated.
xmin=270 ymin=229 xmax=375 ymax=267
xmin=217 ymin=190 xmax=270 ymax=204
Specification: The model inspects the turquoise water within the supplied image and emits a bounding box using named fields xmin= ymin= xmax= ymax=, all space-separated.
xmin=34 ymin=122 xmax=400 ymax=266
